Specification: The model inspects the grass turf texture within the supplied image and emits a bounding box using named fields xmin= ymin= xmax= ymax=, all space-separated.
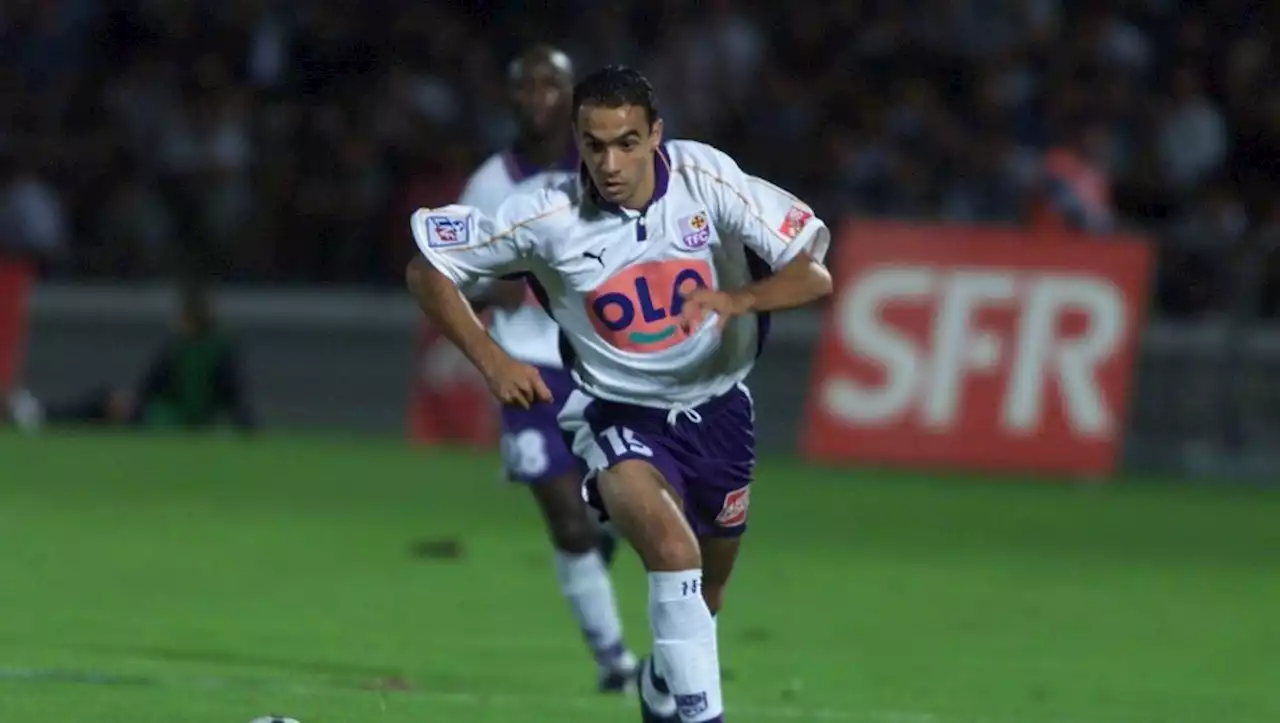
xmin=1 ymin=432 xmax=1278 ymax=723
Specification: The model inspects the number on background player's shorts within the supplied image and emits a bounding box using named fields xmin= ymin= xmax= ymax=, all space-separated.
xmin=498 ymin=365 xmax=581 ymax=484
xmin=501 ymin=429 xmax=551 ymax=479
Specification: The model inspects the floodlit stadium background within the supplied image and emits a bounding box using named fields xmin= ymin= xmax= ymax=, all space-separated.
xmin=2 ymin=3 xmax=1279 ymax=723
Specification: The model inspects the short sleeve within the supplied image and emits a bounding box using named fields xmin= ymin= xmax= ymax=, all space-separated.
xmin=704 ymin=150 xmax=831 ymax=269
xmin=410 ymin=204 xmax=535 ymax=287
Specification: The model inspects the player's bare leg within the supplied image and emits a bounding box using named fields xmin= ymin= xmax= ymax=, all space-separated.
xmin=598 ymin=460 xmax=724 ymax=723
xmin=530 ymin=471 xmax=636 ymax=692
xmin=696 ymin=536 xmax=741 ymax=616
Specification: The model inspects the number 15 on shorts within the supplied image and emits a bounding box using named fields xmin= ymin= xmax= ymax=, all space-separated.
xmin=601 ymin=426 xmax=653 ymax=458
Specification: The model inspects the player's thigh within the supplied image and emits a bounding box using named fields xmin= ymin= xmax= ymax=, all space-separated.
xmin=596 ymin=458 xmax=701 ymax=572
xmin=567 ymin=393 xmax=701 ymax=571
xmin=697 ymin=535 xmax=742 ymax=615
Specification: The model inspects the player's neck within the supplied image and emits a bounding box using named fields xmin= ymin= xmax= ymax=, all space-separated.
xmin=620 ymin=167 xmax=656 ymax=211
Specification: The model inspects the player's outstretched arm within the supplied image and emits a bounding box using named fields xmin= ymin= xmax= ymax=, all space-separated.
xmin=407 ymin=257 xmax=506 ymax=376
xmin=407 ymin=258 xmax=552 ymax=408
xmin=407 ymin=205 xmax=552 ymax=408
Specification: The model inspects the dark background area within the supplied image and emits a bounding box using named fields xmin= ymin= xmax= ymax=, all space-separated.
xmin=2 ymin=0 xmax=1278 ymax=318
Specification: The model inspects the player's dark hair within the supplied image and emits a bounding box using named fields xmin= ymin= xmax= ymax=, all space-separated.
xmin=572 ymin=66 xmax=659 ymax=126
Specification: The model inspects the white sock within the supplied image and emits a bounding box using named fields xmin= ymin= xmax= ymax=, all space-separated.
xmin=554 ymin=549 xmax=628 ymax=668
xmin=649 ymin=570 xmax=724 ymax=722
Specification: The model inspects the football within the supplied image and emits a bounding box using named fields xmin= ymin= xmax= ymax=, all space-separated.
xmin=249 ymin=717 xmax=300 ymax=723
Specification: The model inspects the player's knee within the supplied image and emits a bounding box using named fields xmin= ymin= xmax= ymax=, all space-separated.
xmin=533 ymin=475 xmax=597 ymax=554
xmin=547 ymin=515 xmax=597 ymax=554
xmin=647 ymin=532 xmax=701 ymax=572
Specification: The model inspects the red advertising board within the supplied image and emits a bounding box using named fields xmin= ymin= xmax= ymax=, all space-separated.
xmin=406 ymin=318 xmax=498 ymax=448
xmin=0 ymin=259 xmax=33 ymax=392
xmin=802 ymin=222 xmax=1154 ymax=477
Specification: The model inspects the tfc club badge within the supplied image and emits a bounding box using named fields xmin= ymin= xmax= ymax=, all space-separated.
xmin=678 ymin=211 xmax=712 ymax=250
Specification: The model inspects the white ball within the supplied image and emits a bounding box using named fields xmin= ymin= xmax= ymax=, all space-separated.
xmin=249 ymin=717 xmax=299 ymax=723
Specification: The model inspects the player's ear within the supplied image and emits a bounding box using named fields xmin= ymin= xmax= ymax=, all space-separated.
xmin=650 ymin=118 xmax=664 ymax=149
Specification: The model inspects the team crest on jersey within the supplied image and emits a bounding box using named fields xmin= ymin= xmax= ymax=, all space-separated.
xmin=425 ymin=215 xmax=470 ymax=248
xmin=778 ymin=205 xmax=812 ymax=240
xmin=677 ymin=211 xmax=712 ymax=250
xmin=716 ymin=485 xmax=751 ymax=527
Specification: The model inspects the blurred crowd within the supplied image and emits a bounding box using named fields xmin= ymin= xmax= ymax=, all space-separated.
xmin=1 ymin=0 xmax=1279 ymax=318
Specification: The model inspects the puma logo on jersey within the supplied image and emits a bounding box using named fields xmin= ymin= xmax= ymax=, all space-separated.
xmin=582 ymin=250 xmax=606 ymax=267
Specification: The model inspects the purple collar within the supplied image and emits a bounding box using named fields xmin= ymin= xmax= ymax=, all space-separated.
xmin=581 ymin=143 xmax=672 ymax=214
xmin=502 ymin=144 xmax=580 ymax=183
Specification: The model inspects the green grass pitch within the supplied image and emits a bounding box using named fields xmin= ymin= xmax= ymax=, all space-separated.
xmin=1 ymin=432 xmax=1278 ymax=723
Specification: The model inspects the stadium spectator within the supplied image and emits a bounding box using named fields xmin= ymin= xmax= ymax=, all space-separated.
xmin=1 ymin=1 xmax=1277 ymax=317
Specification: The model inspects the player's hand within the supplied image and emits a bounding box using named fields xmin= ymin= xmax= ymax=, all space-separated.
xmin=482 ymin=356 xmax=554 ymax=409
xmin=678 ymin=288 xmax=754 ymax=333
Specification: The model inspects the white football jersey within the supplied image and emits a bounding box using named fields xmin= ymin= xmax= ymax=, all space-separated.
xmin=412 ymin=140 xmax=831 ymax=409
xmin=457 ymin=149 xmax=578 ymax=369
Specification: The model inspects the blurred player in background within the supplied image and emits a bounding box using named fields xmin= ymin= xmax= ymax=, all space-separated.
xmin=407 ymin=66 xmax=833 ymax=723
xmin=447 ymin=45 xmax=637 ymax=692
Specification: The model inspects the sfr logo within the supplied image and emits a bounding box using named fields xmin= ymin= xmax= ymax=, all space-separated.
xmin=822 ymin=266 xmax=1126 ymax=436
xmin=802 ymin=223 xmax=1152 ymax=476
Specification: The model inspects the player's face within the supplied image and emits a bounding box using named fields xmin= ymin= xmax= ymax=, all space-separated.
xmin=510 ymin=61 xmax=572 ymax=139
xmin=576 ymin=103 xmax=663 ymax=208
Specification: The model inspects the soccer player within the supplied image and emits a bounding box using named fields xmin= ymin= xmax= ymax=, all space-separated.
xmin=449 ymin=46 xmax=637 ymax=692
xmin=406 ymin=66 xmax=832 ymax=722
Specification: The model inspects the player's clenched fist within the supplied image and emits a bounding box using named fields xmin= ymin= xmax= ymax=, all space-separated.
xmin=678 ymin=288 xmax=754 ymax=333
xmin=482 ymin=357 xmax=554 ymax=409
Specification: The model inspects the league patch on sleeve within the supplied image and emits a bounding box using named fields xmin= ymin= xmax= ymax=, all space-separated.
xmin=778 ymin=205 xmax=813 ymax=240
xmin=424 ymin=215 xmax=471 ymax=248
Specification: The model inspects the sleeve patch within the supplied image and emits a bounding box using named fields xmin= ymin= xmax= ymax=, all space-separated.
xmin=424 ymin=215 xmax=471 ymax=248
xmin=778 ymin=206 xmax=813 ymax=240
